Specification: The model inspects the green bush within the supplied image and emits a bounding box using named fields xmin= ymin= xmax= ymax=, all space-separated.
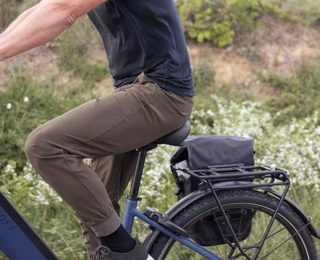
xmin=177 ymin=0 xmax=264 ymax=47
xmin=262 ymin=65 xmax=320 ymax=125
xmin=176 ymin=0 xmax=320 ymax=46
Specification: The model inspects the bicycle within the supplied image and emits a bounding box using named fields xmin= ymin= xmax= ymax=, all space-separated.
xmin=1 ymin=121 xmax=320 ymax=259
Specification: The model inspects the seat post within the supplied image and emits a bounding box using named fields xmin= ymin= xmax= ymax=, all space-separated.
xmin=128 ymin=143 xmax=157 ymax=199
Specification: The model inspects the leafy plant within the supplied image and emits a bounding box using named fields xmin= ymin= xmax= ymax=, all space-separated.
xmin=177 ymin=0 xmax=264 ymax=47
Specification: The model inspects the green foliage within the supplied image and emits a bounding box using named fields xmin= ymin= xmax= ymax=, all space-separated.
xmin=191 ymin=63 xmax=254 ymax=103
xmin=262 ymin=0 xmax=320 ymax=26
xmin=0 ymin=161 xmax=86 ymax=259
xmin=0 ymin=68 xmax=86 ymax=168
xmin=1 ymin=88 xmax=320 ymax=257
xmin=262 ymin=65 xmax=320 ymax=125
xmin=139 ymin=95 xmax=320 ymax=257
xmin=177 ymin=0 xmax=264 ymax=47
xmin=53 ymin=19 xmax=109 ymax=88
xmin=57 ymin=39 xmax=108 ymax=88
xmin=192 ymin=63 xmax=216 ymax=92
xmin=1 ymin=1 xmax=320 ymax=258
xmin=176 ymin=0 xmax=320 ymax=46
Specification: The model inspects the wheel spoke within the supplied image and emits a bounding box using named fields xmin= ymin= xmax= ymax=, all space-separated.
xmin=149 ymin=191 xmax=315 ymax=260
xmin=230 ymin=225 xmax=286 ymax=258
xmin=260 ymin=223 xmax=309 ymax=260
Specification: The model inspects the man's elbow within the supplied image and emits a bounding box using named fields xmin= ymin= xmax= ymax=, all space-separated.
xmin=63 ymin=11 xmax=77 ymax=28
xmin=42 ymin=1 xmax=79 ymax=28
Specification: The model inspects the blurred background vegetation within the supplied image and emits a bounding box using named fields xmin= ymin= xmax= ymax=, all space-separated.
xmin=0 ymin=0 xmax=320 ymax=259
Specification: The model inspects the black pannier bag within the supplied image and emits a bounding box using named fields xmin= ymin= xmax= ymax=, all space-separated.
xmin=170 ymin=135 xmax=255 ymax=246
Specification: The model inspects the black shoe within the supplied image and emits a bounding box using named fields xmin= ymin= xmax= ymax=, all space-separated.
xmin=93 ymin=238 xmax=153 ymax=260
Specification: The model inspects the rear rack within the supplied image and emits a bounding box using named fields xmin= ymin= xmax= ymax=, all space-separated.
xmin=172 ymin=164 xmax=292 ymax=258
xmin=174 ymin=165 xmax=290 ymax=190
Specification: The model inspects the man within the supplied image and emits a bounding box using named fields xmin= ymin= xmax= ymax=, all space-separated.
xmin=0 ymin=0 xmax=194 ymax=259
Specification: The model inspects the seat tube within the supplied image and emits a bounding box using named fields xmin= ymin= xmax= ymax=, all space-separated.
xmin=123 ymin=147 xmax=148 ymax=234
xmin=123 ymin=144 xmax=157 ymax=233
xmin=122 ymin=199 xmax=138 ymax=234
xmin=129 ymin=147 xmax=148 ymax=199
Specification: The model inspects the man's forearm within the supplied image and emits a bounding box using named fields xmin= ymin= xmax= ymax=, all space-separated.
xmin=0 ymin=2 xmax=76 ymax=61
xmin=0 ymin=0 xmax=105 ymax=61
xmin=0 ymin=4 xmax=40 ymax=40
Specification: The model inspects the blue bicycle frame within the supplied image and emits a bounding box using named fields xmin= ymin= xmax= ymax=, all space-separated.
xmin=0 ymin=124 xmax=219 ymax=260
xmin=0 ymin=192 xmax=58 ymax=260
xmin=2 ymin=121 xmax=320 ymax=259
xmin=0 ymin=120 xmax=196 ymax=259
xmin=120 ymin=143 xmax=222 ymax=260
xmin=122 ymin=198 xmax=222 ymax=260
xmin=0 ymin=191 xmax=221 ymax=260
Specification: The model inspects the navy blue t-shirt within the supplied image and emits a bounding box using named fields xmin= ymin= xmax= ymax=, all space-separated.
xmin=87 ymin=0 xmax=194 ymax=96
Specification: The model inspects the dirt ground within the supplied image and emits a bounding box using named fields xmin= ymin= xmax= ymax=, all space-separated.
xmin=1 ymin=15 xmax=319 ymax=99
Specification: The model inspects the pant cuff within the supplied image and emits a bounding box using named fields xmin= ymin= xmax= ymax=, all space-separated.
xmin=91 ymin=210 xmax=122 ymax=237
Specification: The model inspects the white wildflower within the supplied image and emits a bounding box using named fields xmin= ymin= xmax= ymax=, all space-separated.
xmin=6 ymin=103 xmax=12 ymax=109
xmin=24 ymin=96 xmax=29 ymax=103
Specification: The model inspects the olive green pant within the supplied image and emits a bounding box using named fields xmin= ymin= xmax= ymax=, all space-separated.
xmin=24 ymin=73 xmax=193 ymax=259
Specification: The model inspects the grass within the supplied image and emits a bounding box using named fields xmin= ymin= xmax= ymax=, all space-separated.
xmin=0 ymin=68 xmax=90 ymax=168
xmin=262 ymin=62 xmax=320 ymax=125
xmin=1 ymin=0 xmax=320 ymax=258
xmin=260 ymin=0 xmax=320 ymax=26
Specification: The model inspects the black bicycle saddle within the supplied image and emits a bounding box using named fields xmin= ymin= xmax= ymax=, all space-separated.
xmin=155 ymin=121 xmax=191 ymax=146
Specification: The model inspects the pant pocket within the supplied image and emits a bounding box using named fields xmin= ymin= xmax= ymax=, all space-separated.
xmin=160 ymin=89 xmax=194 ymax=116
xmin=113 ymin=82 xmax=162 ymax=118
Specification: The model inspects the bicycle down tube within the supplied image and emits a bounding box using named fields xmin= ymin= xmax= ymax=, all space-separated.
xmin=0 ymin=192 xmax=58 ymax=260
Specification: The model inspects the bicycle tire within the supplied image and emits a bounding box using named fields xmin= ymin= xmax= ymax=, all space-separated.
xmin=147 ymin=190 xmax=317 ymax=260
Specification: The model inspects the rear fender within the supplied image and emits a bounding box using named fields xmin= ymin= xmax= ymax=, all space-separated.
xmin=144 ymin=181 xmax=320 ymax=251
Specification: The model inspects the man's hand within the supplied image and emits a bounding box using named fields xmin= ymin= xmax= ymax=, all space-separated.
xmin=0 ymin=0 xmax=106 ymax=61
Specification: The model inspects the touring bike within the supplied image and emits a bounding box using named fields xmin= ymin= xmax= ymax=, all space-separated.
xmin=1 ymin=122 xmax=320 ymax=259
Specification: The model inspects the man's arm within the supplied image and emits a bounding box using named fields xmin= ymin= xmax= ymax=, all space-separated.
xmin=0 ymin=4 xmax=40 ymax=40
xmin=0 ymin=0 xmax=105 ymax=61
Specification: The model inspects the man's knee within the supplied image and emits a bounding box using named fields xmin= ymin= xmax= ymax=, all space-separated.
xmin=24 ymin=124 xmax=59 ymax=165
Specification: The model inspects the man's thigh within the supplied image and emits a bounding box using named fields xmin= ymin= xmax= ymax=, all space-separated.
xmin=36 ymin=75 xmax=192 ymax=160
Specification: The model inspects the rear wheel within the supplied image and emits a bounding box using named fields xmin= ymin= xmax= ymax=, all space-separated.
xmin=147 ymin=190 xmax=317 ymax=260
